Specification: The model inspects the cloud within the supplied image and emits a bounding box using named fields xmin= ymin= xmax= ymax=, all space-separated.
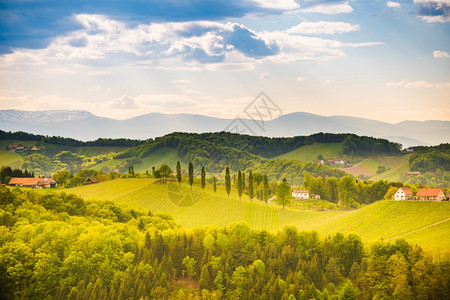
xmin=414 ymin=0 xmax=450 ymax=22
xmin=296 ymin=76 xmax=306 ymax=81
xmin=299 ymin=1 xmax=354 ymax=14
xmin=287 ymin=21 xmax=360 ymax=35
xmin=0 ymin=0 xmax=300 ymax=53
xmin=259 ymin=72 xmax=272 ymax=80
xmin=386 ymin=79 xmax=450 ymax=88
xmin=433 ymin=50 xmax=449 ymax=58
xmin=109 ymin=96 xmax=138 ymax=109
xmin=0 ymin=14 xmax=383 ymax=75
xmin=387 ymin=1 xmax=402 ymax=8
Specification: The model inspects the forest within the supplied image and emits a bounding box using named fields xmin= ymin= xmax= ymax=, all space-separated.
xmin=0 ymin=130 xmax=144 ymax=147
xmin=1 ymin=186 xmax=448 ymax=300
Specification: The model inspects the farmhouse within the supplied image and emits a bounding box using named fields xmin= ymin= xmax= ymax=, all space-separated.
xmin=327 ymin=159 xmax=348 ymax=165
xmin=394 ymin=187 xmax=413 ymax=200
xmin=292 ymin=190 xmax=309 ymax=200
xmin=9 ymin=177 xmax=57 ymax=189
xmin=407 ymin=171 xmax=421 ymax=175
xmin=415 ymin=188 xmax=445 ymax=201
xmin=85 ymin=177 xmax=98 ymax=184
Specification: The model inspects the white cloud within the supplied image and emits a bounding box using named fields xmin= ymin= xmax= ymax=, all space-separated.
xmin=109 ymin=95 xmax=138 ymax=109
xmin=296 ymin=76 xmax=306 ymax=82
xmin=0 ymin=14 xmax=383 ymax=76
xmin=300 ymin=1 xmax=354 ymax=14
xmin=387 ymin=1 xmax=402 ymax=8
xmin=414 ymin=0 xmax=450 ymax=22
xmin=386 ymin=79 xmax=450 ymax=88
xmin=172 ymin=79 xmax=192 ymax=84
xmin=433 ymin=50 xmax=449 ymax=59
xmin=287 ymin=21 xmax=360 ymax=35
xmin=252 ymin=0 xmax=300 ymax=10
xmin=259 ymin=72 xmax=272 ymax=80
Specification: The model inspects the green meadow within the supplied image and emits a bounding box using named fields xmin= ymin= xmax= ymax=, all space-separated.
xmin=44 ymin=178 xmax=450 ymax=251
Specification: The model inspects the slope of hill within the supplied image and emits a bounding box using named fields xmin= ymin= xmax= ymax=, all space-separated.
xmin=93 ymin=147 xmax=185 ymax=173
xmin=273 ymin=142 xmax=343 ymax=162
xmin=340 ymin=154 xmax=411 ymax=181
xmin=46 ymin=179 xmax=450 ymax=250
xmin=2 ymin=109 xmax=449 ymax=146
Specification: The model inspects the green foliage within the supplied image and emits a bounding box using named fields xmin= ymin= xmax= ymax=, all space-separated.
xmin=343 ymin=135 xmax=401 ymax=156
xmin=225 ymin=167 xmax=231 ymax=198
xmin=248 ymin=171 xmax=254 ymax=201
xmin=201 ymin=166 xmax=206 ymax=191
xmin=21 ymin=153 xmax=52 ymax=176
xmin=0 ymin=166 xmax=34 ymax=184
xmin=158 ymin=164 xmax=172 ymax=183
xmin=338 ymin=176 xmax=359 ymax=210
xmin=251 ymin=159 xmax=346 ymax=186
xmin=176 ymin=161 xmax=181 ymax=185
xmin=275 ymin=180 xmax=292 ymax=208
xmin=409 ymin=144 xmax=450 ymax=172
xmin=188 ymin=162 xmax=194 ymax=188
xmin=1 ymin=186 xmax=449 ymax=299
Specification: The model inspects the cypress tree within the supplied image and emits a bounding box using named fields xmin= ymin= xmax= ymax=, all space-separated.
xmin=237 ymin=170 xmax=243 ymax=200
xmin=213 ymin=176 xmax=217 ymax=193
xmin=188 ymin=162 xmax=194 ymax=189
xmin=225 ymin=167 xmax=231 ymax=198
xmin=201 ymin=166 xmax=206 ymax=191
xmin=248 ymin=171 xmax=254 ymax=201
xmin=176 ymin=161 xmax=182 ymax=186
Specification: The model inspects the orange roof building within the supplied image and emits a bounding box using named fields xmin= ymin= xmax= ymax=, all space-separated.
xmin=9 ymin=177 xmax=57 ymax=188
xmin=416 ymin=188 xmax=445 ymax=201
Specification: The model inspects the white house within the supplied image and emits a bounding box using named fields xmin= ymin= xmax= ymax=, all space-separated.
xmin=327 ymin=159 xmax=348 ymax=165
xmin=394 ymin=187 xmax=413 ymax=200
xmin=292 ymin=190 xmax=309 ymax=200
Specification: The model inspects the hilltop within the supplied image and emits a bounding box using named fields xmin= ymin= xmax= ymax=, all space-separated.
xmin=1 ymin=130 xmax=404 ymax=185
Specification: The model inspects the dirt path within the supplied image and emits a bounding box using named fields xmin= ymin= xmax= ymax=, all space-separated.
xmin=386 ymin=217 xmax=450 ymax=241
xmin=268 ymin=196 xmax=276 ymax=204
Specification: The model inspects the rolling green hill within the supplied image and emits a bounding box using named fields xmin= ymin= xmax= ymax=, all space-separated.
xmin=44 ymin=178 xmax=450 ymax=251
xmin=93 ymin=147 xmax=185 ymax=173
xmin=340 ymin=154 xmax=411 ymax=181
xmin=273 ymin=142 xmax=344 ymax=162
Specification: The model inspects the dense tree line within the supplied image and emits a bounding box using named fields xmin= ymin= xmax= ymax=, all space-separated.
xmin=0 ymin=166 xmax=34 ymax=184
xmin=409 ymin=143 xmax=450 ymax=172
xmin=0 ymin=130 xmax=144 ymax=147
xmin=251 ymin=159 xmax=347 ymax=186
xmin=342 ymin=136 xmax=401 ymax=156
xmin=0 ymin=186 xmax=448 ymax=299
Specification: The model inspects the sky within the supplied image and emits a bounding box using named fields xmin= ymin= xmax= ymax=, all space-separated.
xmin=0 ymin=0 xmax=449 ymax=123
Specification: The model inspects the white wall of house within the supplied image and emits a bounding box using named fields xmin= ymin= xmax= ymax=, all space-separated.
xmin=394 ymin=188 xmax=408 ymax=200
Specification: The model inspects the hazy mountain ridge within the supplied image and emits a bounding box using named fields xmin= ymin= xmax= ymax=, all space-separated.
xmin=0 ymin=109 xmax=448 ymax=147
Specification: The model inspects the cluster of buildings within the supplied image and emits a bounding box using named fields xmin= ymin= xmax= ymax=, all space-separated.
xmin=8 ymin=177 xmax=57 ymax=189
xmin=394 ymin=187 xmax=448 ymax=201
xmin=7 ymin=144 xmax=39 ymax=152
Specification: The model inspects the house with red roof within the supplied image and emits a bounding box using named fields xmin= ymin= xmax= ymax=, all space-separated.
xmin=415 ymin=188 xmax=445 ymax=201
xmin=394 ymin=187 xmax=414 ymax=200
xmin=9 ymin=177 xmax=57 ymax=188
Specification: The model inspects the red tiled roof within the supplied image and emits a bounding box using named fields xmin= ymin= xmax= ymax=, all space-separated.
xmin=9 ymin=177 xmax=55 ymax=186
xmin=416 ymin=188 xmax=444 ymax=197
xmin=399 ymin=187 xmax=413 ymax=195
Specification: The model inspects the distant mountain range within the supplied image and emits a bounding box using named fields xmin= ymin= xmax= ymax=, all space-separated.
xmin=0 ymin=109 xmax=448 ymax=147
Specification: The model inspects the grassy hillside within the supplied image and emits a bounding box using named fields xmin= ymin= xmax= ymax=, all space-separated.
xmin=339 ymin=154 xmax=411 ymax=181
xmin=44 ymin=179 xmax=450 ymax=251
xmin=93 ymin=147 xmax=185 ymax=173
xmin=273 ymin=142 xmax=344 ymax=162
